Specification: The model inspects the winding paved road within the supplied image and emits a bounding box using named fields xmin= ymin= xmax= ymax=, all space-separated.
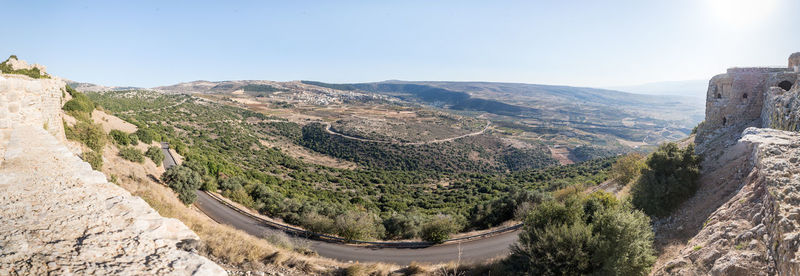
xmin=161 ymin=141 xmax=518 ymax=265
xmin=323 ymin=120 xmax=491 ymax=146
xmin=194 ymin=191 xmax=519 ymax=265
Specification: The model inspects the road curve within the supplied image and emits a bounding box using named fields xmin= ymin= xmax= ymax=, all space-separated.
xmin=194 ymin=191 xmax=519 ymax=265
xmin=161 ymin=139 xmax=518 ymax=264
xmin=322 ymin=120 xmax=491 ymax=146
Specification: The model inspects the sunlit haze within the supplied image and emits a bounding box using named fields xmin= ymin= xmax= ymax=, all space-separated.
xmin=1 ymin=0 xmax=797 ymax=88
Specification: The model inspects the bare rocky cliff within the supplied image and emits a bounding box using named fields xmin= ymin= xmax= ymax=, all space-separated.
xmin=0 ymin=69 xmax=225 ymax=274
xmin=654 ymin=53 xmax=800 ymax=275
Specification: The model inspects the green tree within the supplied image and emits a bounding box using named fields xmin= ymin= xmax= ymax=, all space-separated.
xmin=383 ymin=212 xmax=424 ymax=239
xmin=334 ymin=211 xmax=383 ymax=241
xmin=161 ymin=165 xmax=203 ymax=204
xmin=82 ymin=150 xmax=103 ymax=170
xmin=631 ymin=143 xmax=701 ymax=217
xmin=128 ymin=133 xmax=139 ymax=145
xmin=65 ymin=121 xmax=106 ymax=152
xmin=118 ymin=147 xmax=144 ymax=163
xmin=145 ymin=146 xmax=165 ymax=166
xmin=135 ymin=128 xmax=157 ymax=144
xmin=592 ymin=205 xmax=656 ymax=275
xmin=509 ymin=192 xmax=655 ymax=275
xmin=62 ymin=92 xmax=95 ymax=113
xmin=420 ymin=215 xmax=458 ymax=243
xmin=609 ymin=153 xmax=645 ymax=185
xmin=109 ymin=129 xmax=131 ymax=145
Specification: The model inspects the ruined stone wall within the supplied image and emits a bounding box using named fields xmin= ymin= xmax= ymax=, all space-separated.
xmin=790 ymin=52 xmax=800 ymax=72
xmin=0 ymin=74 xmax=66 ymax=164
xmin=0 ymin=68 xmax=225 ymax=274
xmin=695 ymin=53 xmax=800 ymax=153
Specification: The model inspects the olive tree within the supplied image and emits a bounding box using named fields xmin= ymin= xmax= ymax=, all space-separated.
xmin=161 ymin=165 xmax=203 ymax=205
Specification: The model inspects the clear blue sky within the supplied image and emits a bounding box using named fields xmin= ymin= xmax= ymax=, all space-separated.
xmin=2 ymin=0 xmax=798 ymax=88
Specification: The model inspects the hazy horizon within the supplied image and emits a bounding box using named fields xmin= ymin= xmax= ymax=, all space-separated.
xmin=2 ymin=0 xmax=797 ymax=88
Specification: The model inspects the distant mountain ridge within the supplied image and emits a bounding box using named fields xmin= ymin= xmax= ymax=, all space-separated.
xmin=302 ymin=80 xmax=704 ymax=126
xmin=606 ymin=80 xmax=708 ymax=98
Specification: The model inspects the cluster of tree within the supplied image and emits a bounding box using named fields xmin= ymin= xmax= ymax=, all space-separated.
xmin=631 ymin=143 xmax=701 ymax=217
xmin=118 ymin=146 xmax=144 ymax=163
xmin=300 ymin=123 xmax=558 ymax=173
xmin=508 ymin=191 xmax=656 ymax=275
xmin=109 ymin=129 xmax=140 ymax=146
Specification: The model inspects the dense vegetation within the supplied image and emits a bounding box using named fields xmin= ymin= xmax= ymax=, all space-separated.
xmin=119 ymin=146 xmax=144 ymax=163
xmin=508 ymin=191 xmax=655 ymax=275
xmin=241 ymin=84 xmax=287 ymax=97
xmin=146 ymin=146 xmax=165 ymax=166
xmin=109 ymin=129 xmax=132 ymax=145
xmin=88 ymin=90 xmax=615 ymax=241
xmin=631 ymin=143 xmax=701 ymax=217
xmin=0 ymin=55 xmax=49 ymax=79
xmin=609 ymin=153 xmax=646 ymax=185
xmin=300 ymin=123 xmax=558 ymax=172
xmin=62 ymin=86 xmax=106 ymax=169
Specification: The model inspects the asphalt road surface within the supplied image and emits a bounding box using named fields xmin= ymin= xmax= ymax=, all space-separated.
xmin=160 ymin=142 xmax=177 ymax=169
xmin=194 ymin=191 xmax=519 ymax=265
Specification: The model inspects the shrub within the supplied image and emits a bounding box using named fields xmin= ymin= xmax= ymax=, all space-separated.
xmin=109 ymin=129 xmax=131 ymax=145
xmin=161 ymin=165 xmax=203 ymax=204
xmin=383 ymin=213 xmax=424 ymax=239
xmin=201 ymin=175 xmax=218 ymax=192
xmin=509 ymin=192 xmax=655 ymax=275
xmin=225 ymin=187 xmax=255 ymax=208
xmin=65 ymin=121 xmax=106 ymax=152
xmin=591 ymin=204 xmax=656 ymax=275
xmin=135 ymin=128 xmax=157 ymax=144
xmin=119 ymin=147 xmax=144 ymax=163
xmin=82 ymin=150 xmax=103 ymax=170
xmin=300 ymin=212 xmax=336 ymax=234
xmin=128 ymin=133 xmax=139 ymax=145
xmin=344 ymin=264 xmax=370 ymax=276
xmin=631 ymin=143 xmax=702 ymax=217
xmin=145 ymin=146 xmax=165 ymax=166
xmin=62 ymin=92 xmax=95 ymax=113
xmin=334 ymin=210 xmax=383 ymax=241
xmin=609 ymin=153 xmax=645 ymax=185
xmin=65 ymin=84 xmax=78 ymax=96
xmin=420 ymin=215 xmax=458 ymax=243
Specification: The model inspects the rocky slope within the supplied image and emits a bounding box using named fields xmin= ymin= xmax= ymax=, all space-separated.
xmin=653 ymin=53 xmax=800 ymax=275
xmin=0 ymin=69 xmax=225 ymax=274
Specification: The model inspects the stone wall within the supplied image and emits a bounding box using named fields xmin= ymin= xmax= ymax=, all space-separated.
xmin=0 ymin=74 xmax=66 ymax=164
xmin=0 ymin=66 xmax=225 ymax=274
xmin=696 ymin=53 xmax=800 ymax=153
xmin=790 ymin=52 xmax=800 ymax=72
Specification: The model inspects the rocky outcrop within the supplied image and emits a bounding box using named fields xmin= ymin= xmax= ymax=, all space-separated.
xmin=3 ymin=56 xmax=48 ymax=75
xmin=654 ymin=128 xmax=800 ymax=275
xmin=0 ymin=62 xmax=225 ymax=275
xmin=656 ymin=53 xmax=800 ymax=275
